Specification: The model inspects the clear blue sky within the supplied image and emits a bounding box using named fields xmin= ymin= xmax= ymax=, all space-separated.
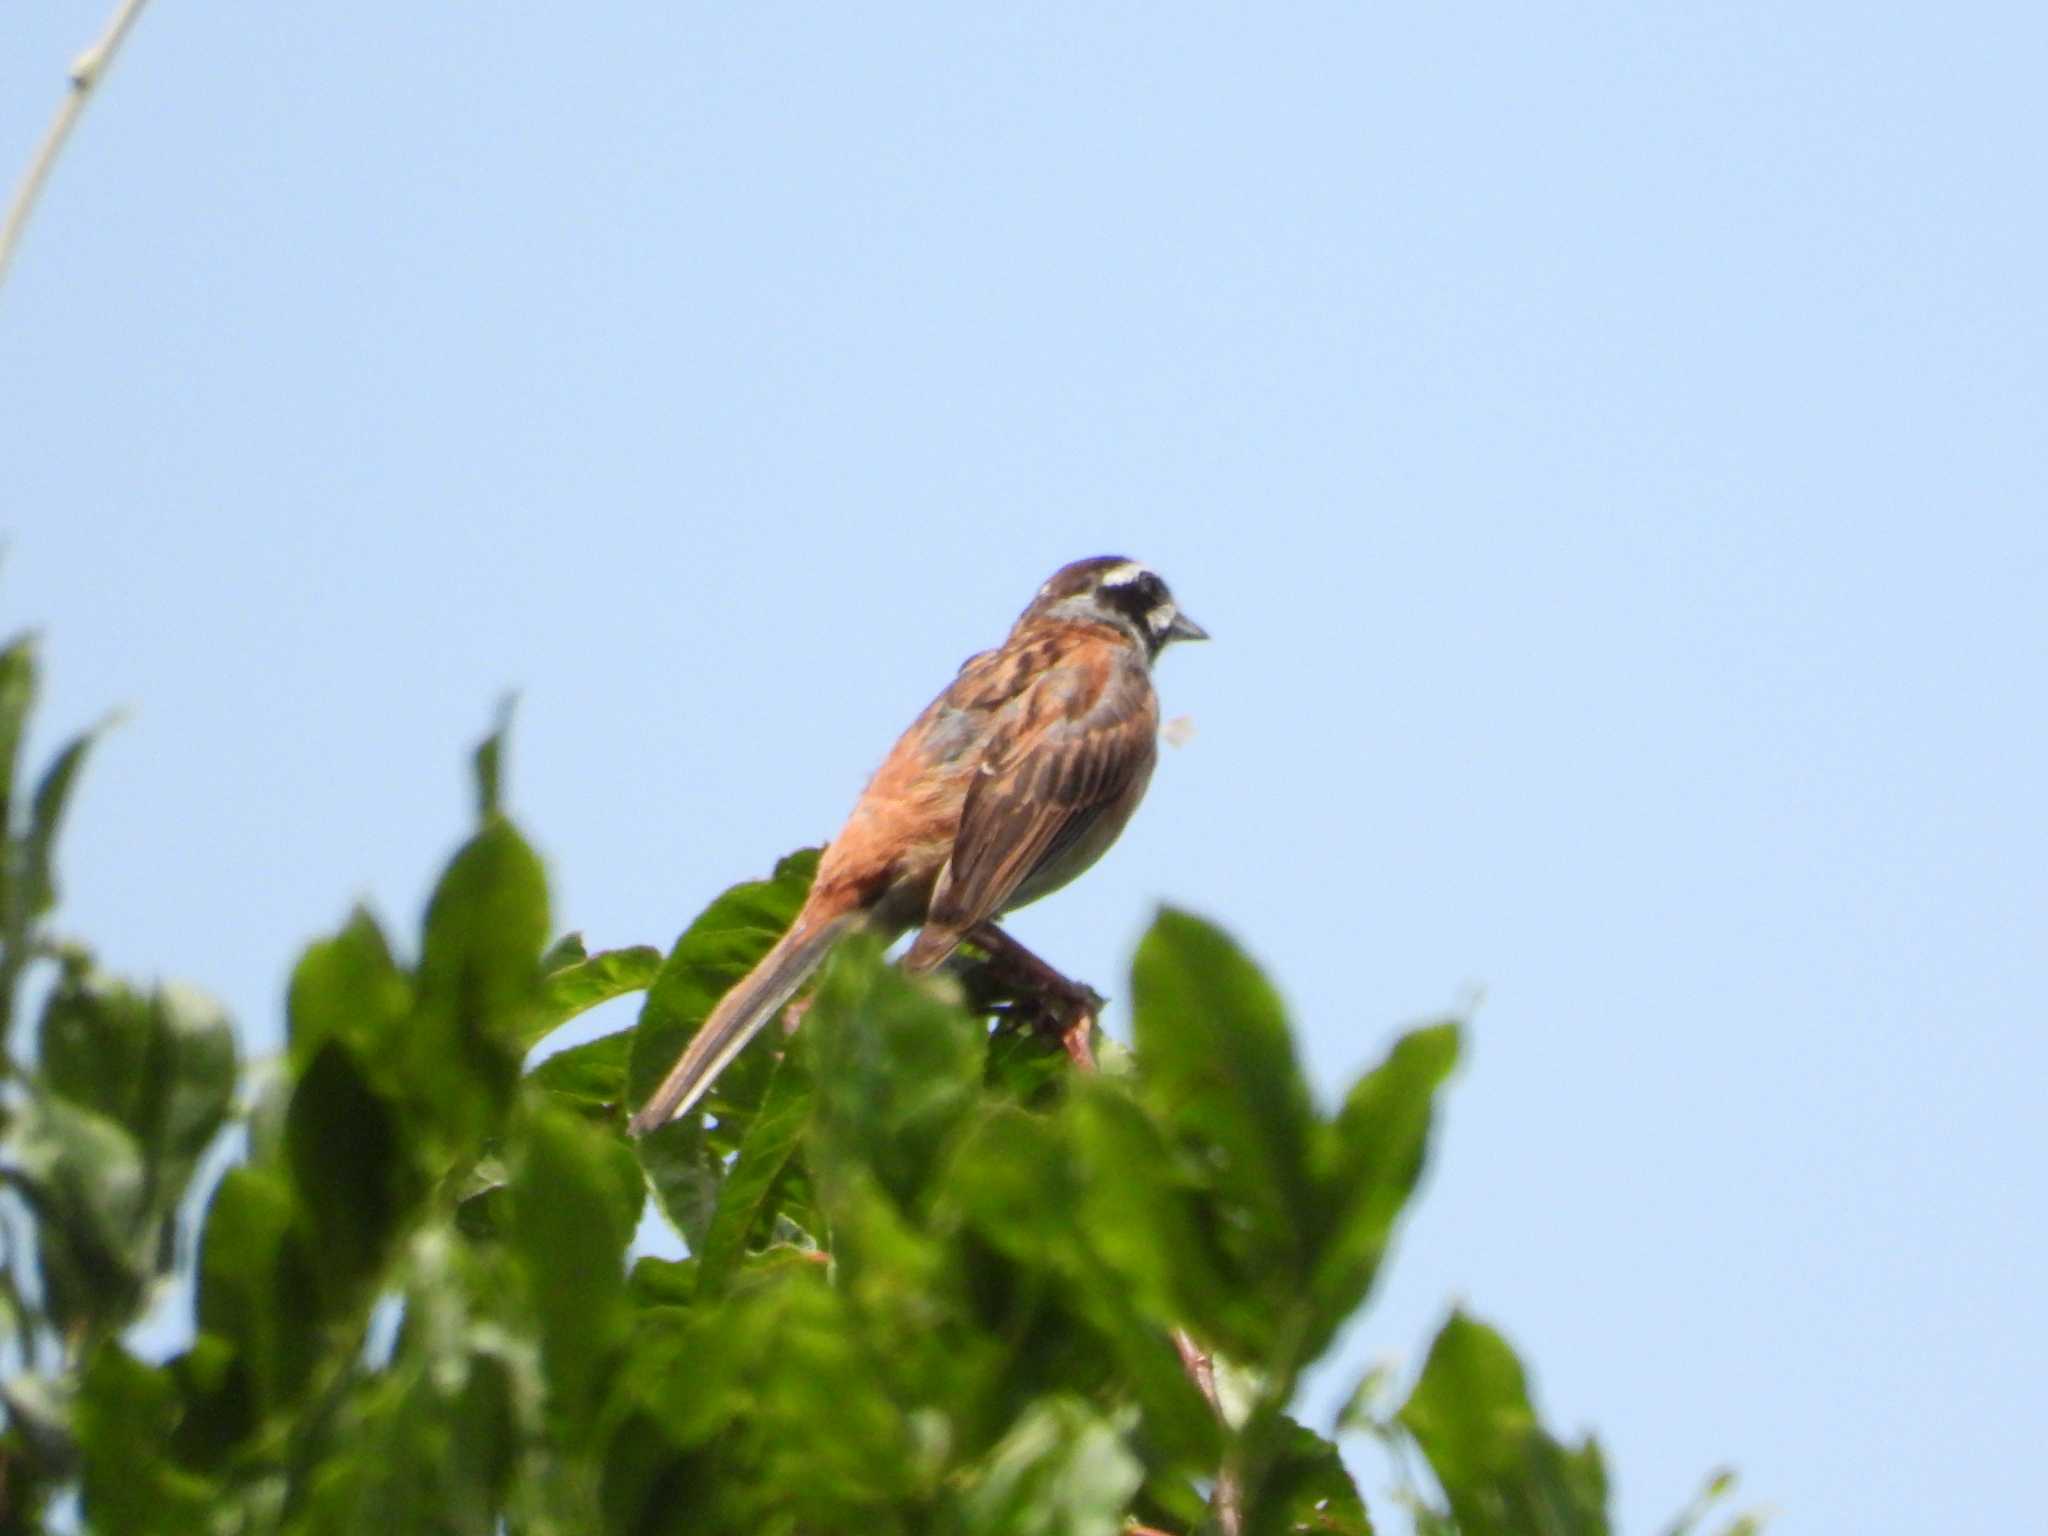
xmin=6 ymin=4 xmax=2044 ymax=1531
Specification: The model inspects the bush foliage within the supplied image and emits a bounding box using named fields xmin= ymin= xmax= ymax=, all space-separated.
xmin=0 ymin=635 xmax=1749 ymax=1535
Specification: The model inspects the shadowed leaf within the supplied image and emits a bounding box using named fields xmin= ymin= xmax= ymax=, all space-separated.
xmin=193 ymin=1166 xmax=321 ymax=1430
xmin=75 ymin=1346 xmax=216 ymax=1534
xmin=806 ymin=937 xmax=984 ymax=1211
xmin=285 ymin=1040 xmax=418 ymax=1314
xmin=511 ymin=1105 xmax=641 ymax=1444
xmin=696 ymin=1049 xmax=815 ymax=1294
xmin=1244 ymin=1417 xmax=1375 ymax=1536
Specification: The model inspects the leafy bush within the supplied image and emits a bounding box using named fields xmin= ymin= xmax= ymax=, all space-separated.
xmin=0 ymin=635 xmax=1751 ymax=1535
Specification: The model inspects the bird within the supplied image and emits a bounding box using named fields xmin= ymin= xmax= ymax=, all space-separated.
xmin=627 ymin=555 xmax=1207 ymax=1135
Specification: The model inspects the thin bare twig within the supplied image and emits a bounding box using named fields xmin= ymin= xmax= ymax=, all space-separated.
xmin=0 ymin=0 xmax=154 ymax=293
xmin=1169 ymin=1322 xmax=1243 ymax=1533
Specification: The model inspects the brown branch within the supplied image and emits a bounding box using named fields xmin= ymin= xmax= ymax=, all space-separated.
xmin=1168 ymin=1323 xmax=1243 ymax=1535
xmin=0 ymin=0 xmax=154 ymax=293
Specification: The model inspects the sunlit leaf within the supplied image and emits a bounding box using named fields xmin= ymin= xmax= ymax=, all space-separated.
xmin=528 ymin=944 xmax=663 ymax=1048
xmin=626 ymin=847 xmax=820 ymax=1130
xmin=956 ymin=1398 xmax=1143 ymax=1536
xmin=0 ymin=634 xmax=38 ymax=854
xmin=1130 ymin=908 xmax=1317 ymax=1357
xmin=541 ymin=930 xmax=588 ymax=973
xmin=8 ymin=1096 xmax=148 ymax=1335
xmin=1066 ymin=1078 xmax=1250 ymax=1350
xmin=1305 ymin=1022 xmax=1460 ymax=1358
xmin=36 ymin=971 xmax=154 ymax=1137
xmin=1399 ymin=1311 xmax=1611 ymax=1536
xmin=19 ymin=711 xmax=117 ymax=923
xmin=471 ymin=696 xmax=516 ymax=822
xmin=287 ymin=907 xmax=411 ymax=1071
xmin=627 ymin=1255 xmax=697 ymax=1308
xmin=412 ymin=818 xmax=549 ymax=1146
xmin=526 ymin=1028 xmax=634 ymax=1107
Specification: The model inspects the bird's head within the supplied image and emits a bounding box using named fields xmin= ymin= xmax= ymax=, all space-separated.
xmin=1022 ymin=556 xmax=1209 ymax=660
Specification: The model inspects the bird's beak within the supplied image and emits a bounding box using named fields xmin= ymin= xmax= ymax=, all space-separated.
xmin=1167 ymin=610 xmax=1210 ymax=643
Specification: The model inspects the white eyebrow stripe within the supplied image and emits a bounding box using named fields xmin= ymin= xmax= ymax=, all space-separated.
xmin=1099 ymin=561 xmax=1151 ymax=587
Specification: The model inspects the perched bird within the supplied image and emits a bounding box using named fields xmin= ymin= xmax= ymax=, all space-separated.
xmin=628 ymin=556 xmax=1207 ymax=1135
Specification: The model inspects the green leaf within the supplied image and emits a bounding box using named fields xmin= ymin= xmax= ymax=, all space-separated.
xmin=472 ymin=696 xmax=516 ymax=822
xmin=193 ymin=1166 xmax=322 ymax=1431
xmin=1305 ymin=1022 xmax=1461 ymax=1359
xmin=1244 ymin=1417 xmax=1375 ymax=1536
xmin=627 ymin=1255 xmax=697 ymax=1308
xmin=0 ymin=633 xmax=37 ymax=849
xmin=1130 ymin=908 xmax=1317 ymax=1355
xmin=1399 ymin=1311 xmax=1611 ymax=1536
xmin=281 ymin=1232 xmax=525 ymax=1536
xmin=638 ymin=1116 xmax=722 ymax=1248
xmin=1065 ymin=1079 xmax=1239 ymax=1342
xmin=957 ymin=1398 xmax=1144 ymax=1536
xmin=526 ymin=1028 xmax=634 ymax=1107
xmin=528 ymin=944 xmax=663 ymax=1049
xmin=412 ymin=817 xmax=550 ymax=1147
xmin=626 ymin=847 xmax=820 ymax=1128
xmin=805 ymin=937 xmax=984 ymax=1211
xmin=287 ymin=907 xmax=412 ymax=1072
xmin=509 ymin=1103 xmax=641 ymax=1442
xmin=285 ymin=1039 xmax=420 ymax=1315
xmin=695 ymin=1048 xmax=815 ymax=1294
xmin=75 ymin=1345 xmax=218 ymax=1535
xmin=940 ymin=1103 xmax=1222 ymax=1469
xmin=140 ymin=984 xmax=238 ymax=1189
xmin=1659 ymin=1467 xmax=1750 ymax=1536
xmin=540 ymin=930 xmax=589 ymax=973
xmin=7 ymin=1096 xmax=149 ymax=1335
xmin=39 ymin=974 xmax=238 ymax=1244
xmin=19 ymin=711 xmax=117 ymax=924
xmin=37 ymin=970 xmax=154 ymax=1136
xmin=698 ymin=1263 xmax=920 ymax=1516
xmin=0 ymin=1368 xmax=77 ymax=1500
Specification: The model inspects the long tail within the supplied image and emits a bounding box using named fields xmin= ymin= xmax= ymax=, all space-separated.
xmin=627 ymin=913 xmax=856 ymax=1135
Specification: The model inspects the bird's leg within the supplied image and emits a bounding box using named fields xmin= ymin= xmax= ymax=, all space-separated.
xmin=961 ymin=922 xmax=1103 ymax=1067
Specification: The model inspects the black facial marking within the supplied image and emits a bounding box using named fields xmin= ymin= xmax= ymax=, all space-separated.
xmin=1095 ymin=568 xmax=1169 ymax=633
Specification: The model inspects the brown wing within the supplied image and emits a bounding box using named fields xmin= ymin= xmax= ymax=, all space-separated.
xmin=918 ymin=628 xmax=1159 ymax=949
